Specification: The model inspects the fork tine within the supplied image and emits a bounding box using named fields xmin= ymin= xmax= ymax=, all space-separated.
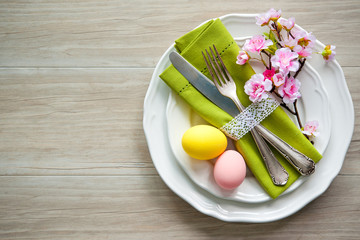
xmin=204 ymin=49 xmax=222 ymax=85
xmin=206 ymin=48 xmax=226 ymax=86
xmin=202 ymin=51 xmax=216 ymax=81
xmin=213 ymin=44 xmax=233 ymax=82
xmin=202 ymin=50 xmax=222 ymax=90
xmin=209 ymin=46 xmax=229 ymax=85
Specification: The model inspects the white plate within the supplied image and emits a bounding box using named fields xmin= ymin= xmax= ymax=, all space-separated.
xmin=143 ymin=14 xmax=354 ymax=222
xmin=165 ymin=38 xmax=331 ymax=203
xmin=166 ymin=62 xmax=330 ymax=203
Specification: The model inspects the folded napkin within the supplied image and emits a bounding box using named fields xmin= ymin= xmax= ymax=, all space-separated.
xmin=160 ymin=19 xmax=322 ymax=199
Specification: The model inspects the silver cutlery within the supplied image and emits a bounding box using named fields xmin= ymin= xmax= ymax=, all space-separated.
xmin=169 ymin=50 xmax=316 ymax=176
xmin=203 ymin=45 xmax=289 ymax=186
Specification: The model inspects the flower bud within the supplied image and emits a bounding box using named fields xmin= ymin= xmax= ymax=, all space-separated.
xmin=321 ymin=45 xmax=336 ymax=62
xmin=236 ymin=51 xmax=250 ymax=65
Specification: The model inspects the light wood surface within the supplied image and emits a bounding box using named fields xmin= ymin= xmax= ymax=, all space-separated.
xmin=0 ymin=1 xmax=359 ymax=239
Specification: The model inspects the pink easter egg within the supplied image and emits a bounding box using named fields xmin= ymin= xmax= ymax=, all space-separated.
xmin=214 ymin=150 xmax=246 ymax=190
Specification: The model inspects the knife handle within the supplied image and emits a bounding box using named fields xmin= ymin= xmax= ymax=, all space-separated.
xmin=249 ymin=128 xmax=289 ymax=186
xmin=254 ymin=124 xmax=316 ymax=175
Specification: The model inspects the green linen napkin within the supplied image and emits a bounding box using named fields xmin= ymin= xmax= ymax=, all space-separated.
xmin=160 ymin=18 xmax=322 ymax=199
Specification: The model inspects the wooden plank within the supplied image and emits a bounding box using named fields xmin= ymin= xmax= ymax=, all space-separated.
xmin=1 ymin=67 xmax=357 ymax=176
xmin=0 ymin=67 xmax=358 ymax=176
xmin=340 ymin=66 xmax=360 ymax=175
xmin=0 ymin=0 xmax=359 ymax=238
xmin=0 ymin=175 xmax=359 ymax=239
xmin=0 ymin=1 xmax=358 ymax=67
xmin=0 ymin=68 xmax=156 ymax=176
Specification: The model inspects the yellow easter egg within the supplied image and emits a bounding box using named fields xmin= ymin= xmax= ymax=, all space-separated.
xmin=181 ymin=125 xmax=227 ymax=160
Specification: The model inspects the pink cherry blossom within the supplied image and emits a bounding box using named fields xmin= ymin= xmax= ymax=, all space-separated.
xmin=280 ymin=33 xmax=312 ymax=58
xmin=278 ymin=17 xmax=295 ymax=31
xmin=244 ymin=74 xmax=273 ymax=102
xmin=256 ymin=12 xmax=271 ymax=26
xmin=243 ymin=35 xmax=273 ymax=54
xmin=236 ymin=51 xmax=250 ymax=65
xmin=272 ymin=73 xmax=285 ymax=87
xmin=280 ymin=35 xmax=299 ymax=50
xmin=293 ymin=45 xmax=313 ymax=58
xmin=267 ymin=8 xmax=282 ymax=21
xmin=292 ymin=28 xmax=316 ymax=49
xmin=301 ymin=120 xmax=320 ymax=137
xmin=278 ymin=76 xmax=301 ymax=104
xmin=263 ymin=69 xmax=276 ymax=80
xmin=271 ymin=48 xmax=300 ymax=74
xmin=290 ymin=28 xmax=306 ymax=39
xmin=322 ymin=45 xmax=336 ymax=62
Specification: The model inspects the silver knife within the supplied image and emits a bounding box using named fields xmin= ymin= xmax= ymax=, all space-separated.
xmin=169 ymin=51 xmax=315 ymax=176
xmin=169 ymin=52 xmax=239 ymax=117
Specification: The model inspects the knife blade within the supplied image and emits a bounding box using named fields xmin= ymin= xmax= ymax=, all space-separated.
xmin=169 ymin=51 xmax=239 ymax=117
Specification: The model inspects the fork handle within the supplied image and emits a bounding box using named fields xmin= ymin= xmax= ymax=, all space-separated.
xmin=249 ymin=128 xmax=289 ymax=186
xmin=254 ymin=124 xmax=315 ymax=175
xmin=232 ymin=97 xmax=289 ymax=185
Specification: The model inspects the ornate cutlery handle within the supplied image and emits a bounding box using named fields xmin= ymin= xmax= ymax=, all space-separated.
xmin=233 ymin=97 xmax=289 ymax=185
xmin=249 ymin=128 xmax=289 ymax=186
xmin=255 ymin=124 xmax=316 ymax=175
xmin=231 ymin=94 xmax=315 ymax=175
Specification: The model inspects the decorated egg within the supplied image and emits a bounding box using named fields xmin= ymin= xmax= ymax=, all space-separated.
xmin=214 ymin=150 xmax=246 ymax=190
xmin=181 ymin=125 xmax=227 ymax=160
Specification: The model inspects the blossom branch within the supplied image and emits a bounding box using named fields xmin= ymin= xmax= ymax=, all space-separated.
xmin=240 ymin=8 xmax=337 ymax=142
xmin=281 ymin=103 xmax=297 ymax=115
xmin=269 ymin=87 xmax=297 ymax=115
xmin=260 ymin=51 xmax=270 ymax=69
xmin=293 ymin=100 xmax=312 ymax=141
xmin=271 ymin=22 xmax=282 ymax=41
xmin=293 ymin=100 xmax=303 ymax=128
xmin=289 ymin=31 xmax=295 ymax=39
xmin=261 ymin=50 xmax=272 ymax=68
xmin=293 ymin=58 xmax=306 ymax=78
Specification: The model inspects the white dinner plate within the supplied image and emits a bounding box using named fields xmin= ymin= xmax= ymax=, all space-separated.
xmin=143 ymin=14 xmax=354 ymax=222
xmin=166 ymin=49 xmax=331 ymax=203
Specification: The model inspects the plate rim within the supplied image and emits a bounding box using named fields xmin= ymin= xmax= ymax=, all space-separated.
xmin=143 ymin=13 xmax=354 ymax=222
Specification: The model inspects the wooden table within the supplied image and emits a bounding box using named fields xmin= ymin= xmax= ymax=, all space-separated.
xmin=1 ymin=1 xmax=359 ymax=239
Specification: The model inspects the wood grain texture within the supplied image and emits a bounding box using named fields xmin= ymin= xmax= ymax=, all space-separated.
xmin=0 ymin=68 xmax=154 ymax=176
xmin=0 ymin=176 xmax=359 ymax=240
xmin=0 ymin=0 xmax=359 ymax=67
xmin=0 ymin=0 xmax=359 ymax=239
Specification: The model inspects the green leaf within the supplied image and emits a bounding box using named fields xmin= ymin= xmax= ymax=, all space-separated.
xmin=267 ymin=45 xmax=278 ymax=55
xmin=269 ymin=31 xmax=277 ymax=43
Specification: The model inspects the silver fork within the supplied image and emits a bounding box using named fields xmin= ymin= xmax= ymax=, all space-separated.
xmin=202 ymin=45 xmax=289 ymax=186
xmin=203 ymin=45 xmax=316 ymax=178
